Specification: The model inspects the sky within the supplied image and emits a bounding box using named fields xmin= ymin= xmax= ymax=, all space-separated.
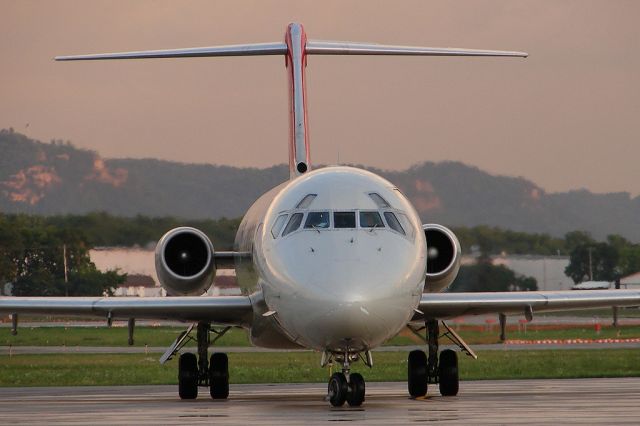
xmin=2 ymin=1 xmax=639 ymax=195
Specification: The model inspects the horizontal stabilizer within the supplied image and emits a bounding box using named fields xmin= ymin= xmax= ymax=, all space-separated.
xmin=56 ymin=40 xmax=526 ymax=62
xmin=306 ymin=41 xmax=527 ymax=58
xmin=55 ymin=42 xmax=287 ymax=61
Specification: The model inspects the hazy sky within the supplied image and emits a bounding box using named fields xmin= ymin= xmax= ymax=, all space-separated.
xmin=2 ymin=1 xmax=639 ymax=195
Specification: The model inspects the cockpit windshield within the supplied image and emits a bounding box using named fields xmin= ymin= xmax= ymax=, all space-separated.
xmin=334 ymin=212 xmax=356 ymax=228
xmin=282 ymin=212 xmax=303 ymax=236
xmin=304 ymin=211 xmax=330 ymax=229
xmin=383 ymin=211 xmax=405 ymax=235
xmin=359 ymin=211 xmax=384 ymax=228
xmin=271 ymin=194 xmax=414 ymax=240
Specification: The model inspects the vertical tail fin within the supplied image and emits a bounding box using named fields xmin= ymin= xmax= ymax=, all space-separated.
xmin=56 ymin=23 xmax=527 ymax=179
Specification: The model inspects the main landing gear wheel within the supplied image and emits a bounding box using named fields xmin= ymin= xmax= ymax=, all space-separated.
xmin=438 ymin=349 xmax=459 ymax=396
xmin=346 ymin=373 xmax=365 ymax=407
xmin=408 ymin=350 xmax=428 ymax=397
xmin=178 ymin=352 xmax=198 ymax=399
xmin=209 ymin=352 xmax=229 ymax=399
xmin=328 ymin=372 xmax=349 ymax=407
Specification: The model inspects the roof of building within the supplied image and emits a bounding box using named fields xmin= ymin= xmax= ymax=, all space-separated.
xmin=621 ymin=272 xmax=640 ymax=285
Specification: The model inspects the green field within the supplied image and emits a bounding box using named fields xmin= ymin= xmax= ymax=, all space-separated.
xmin=0 ymin=325 xmax=250 ymax=348
xmin=2 ymin=323 xmax=640 ymax=348
xmin=1 ymin=349 xmax=638 ymax=387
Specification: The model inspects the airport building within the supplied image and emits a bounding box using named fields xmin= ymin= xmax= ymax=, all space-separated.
xmin=462 ymin=254 xmax=573 ymax=291
xmin=621 ymin=272 xmax=640 ymax=289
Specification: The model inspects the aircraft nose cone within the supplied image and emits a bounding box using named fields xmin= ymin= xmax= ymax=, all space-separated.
xmin=276 ymin=264 xmax=417 ymax=352
xmin=262 ymin=230 xmax=425 ymax=351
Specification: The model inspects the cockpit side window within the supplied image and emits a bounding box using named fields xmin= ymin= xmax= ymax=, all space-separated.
xmin=296 ymin=194 xmax=317 ymax=209
xmin=359 ymin=211 xmax=384 ymax=228
xmin=397 ymin=213 xmax=415 ymax=239
xmin=282 ymin=212 xmax=304 ymax=236
xmin=304 ymin=211 xmax=330 ymax=229
xmin=384 ymin=211 xmax=405 ymax=235
xmin=334 ymin=211 xmax=356 ymax=228
xmin=271 ymin=214 xmax=288 ymax=238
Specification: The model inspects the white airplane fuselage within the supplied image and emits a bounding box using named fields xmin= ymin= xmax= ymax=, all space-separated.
xmin=235 ymin=166 xmax=427 ymax=353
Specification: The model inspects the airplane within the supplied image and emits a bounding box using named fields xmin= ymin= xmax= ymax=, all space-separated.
xmin=2 ymin=22 xmax=640 ymax=407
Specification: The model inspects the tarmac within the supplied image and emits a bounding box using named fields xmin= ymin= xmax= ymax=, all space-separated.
xmin=1 ymin=378 xmax=639 ymax=425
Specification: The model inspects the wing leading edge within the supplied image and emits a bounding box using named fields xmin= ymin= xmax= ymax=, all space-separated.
xmin=414 ymin=289 xmax=640 ymax=321
xmin=0 ymin=296 xmax=253 ymax=327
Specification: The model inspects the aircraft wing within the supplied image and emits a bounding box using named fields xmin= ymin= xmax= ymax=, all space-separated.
xmin=0 ymin=296 xmax=253 ymax=327
xmin=414 ymin=289 xmax=640 ymax=321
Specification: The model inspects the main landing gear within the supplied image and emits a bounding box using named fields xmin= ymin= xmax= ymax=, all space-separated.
xmin=323 ymin=350 xmax=372 ymax=407
xmin=165 ymin=322 xmax=230 ymax=400
xmin=407 ymin=319 xmax=477 ymax=398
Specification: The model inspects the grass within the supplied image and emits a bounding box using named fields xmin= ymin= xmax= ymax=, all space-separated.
xmin=426 ymin=323 xmax=640 ymax=344
xmin=0 ymin=326 xmax=250 ymax=347
xmin=1 ymin=349 xmax=638 ymax=387
xmin=539 ymin=307 xmax=640 ymax=318
xmin=3 ymin=323 xmax=640 ymax=347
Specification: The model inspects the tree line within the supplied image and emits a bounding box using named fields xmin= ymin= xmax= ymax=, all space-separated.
xmin=0 ymin=214 xmax=614 ymax=255
xmin=0 ymin=214 xmax=125 ymax=296
xmin=2 ymin=213 xmax=639 ymax=295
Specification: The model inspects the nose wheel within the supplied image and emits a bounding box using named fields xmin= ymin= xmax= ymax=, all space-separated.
xmin=324 ymin=350 xmax=369 ymax=407
xmin=328 ymin=372 xmax=366 ymax=407
xmin=328 ymin=373 xmax=348 ymax=406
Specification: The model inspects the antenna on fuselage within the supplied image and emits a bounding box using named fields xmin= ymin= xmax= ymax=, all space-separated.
xmin=56 ymin=23 xmax=527 ymax=180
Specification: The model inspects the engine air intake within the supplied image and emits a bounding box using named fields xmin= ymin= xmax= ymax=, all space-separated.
xmin=164 ymin=232 xmax=210 ymax=277
xmin=155 ymin=227 xmax=216 ymax=296
xmin=423 ymin=224 xmax=461 ymax=292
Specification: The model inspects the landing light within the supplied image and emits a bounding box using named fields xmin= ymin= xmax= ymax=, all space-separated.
xmin=296 ymin=162 xmax=308 ymax=173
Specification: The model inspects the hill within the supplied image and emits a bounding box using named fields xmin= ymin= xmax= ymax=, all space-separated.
xmin=1 ymin=128 xmax=639 ymax=241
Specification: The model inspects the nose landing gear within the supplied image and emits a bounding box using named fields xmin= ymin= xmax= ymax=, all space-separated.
xmin=324 ymin=350 xmax=370 ymax=407
xmin=327 ymin=372 xmax=366 ymax=407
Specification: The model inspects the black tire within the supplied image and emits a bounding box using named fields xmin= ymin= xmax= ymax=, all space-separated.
xmin=408 ymin=350 xmax=428 ymax=397
xmin=209 ymin=352 xmax=229 ymax=399
xmin=328 ymin=372 xmax=348 ymax=407
xmin=346 ymin=373 xmax=365 ymax=407
xmin=438 ymin=349 xmax=459 ymax=396
xmin=178 ymin=352 xmax=198 ymax=399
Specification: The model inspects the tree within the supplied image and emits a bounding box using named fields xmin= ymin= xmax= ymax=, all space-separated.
xmin=0 ymin=215 xmax=22 ymax=288
xmin=565 ymin=233 xmax=640 ymax=284
xmin=564 ymin=231 xmax=595 ymax=253
xmin=2 ymin=213 xmax=125 ymax=296
xmin=565 ymin=242 xmax=619 ymax=284
xmin=65 ymin=268 xmax=123 ymax=297
xmin=12 ymin=269 xmax=58 ymax=296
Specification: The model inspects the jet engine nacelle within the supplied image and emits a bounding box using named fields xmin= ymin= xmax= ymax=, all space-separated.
xmin=423 ymin=224 xmax=461 ymax=292
xmin=155 ymin=227 xmax=216 ymax=296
